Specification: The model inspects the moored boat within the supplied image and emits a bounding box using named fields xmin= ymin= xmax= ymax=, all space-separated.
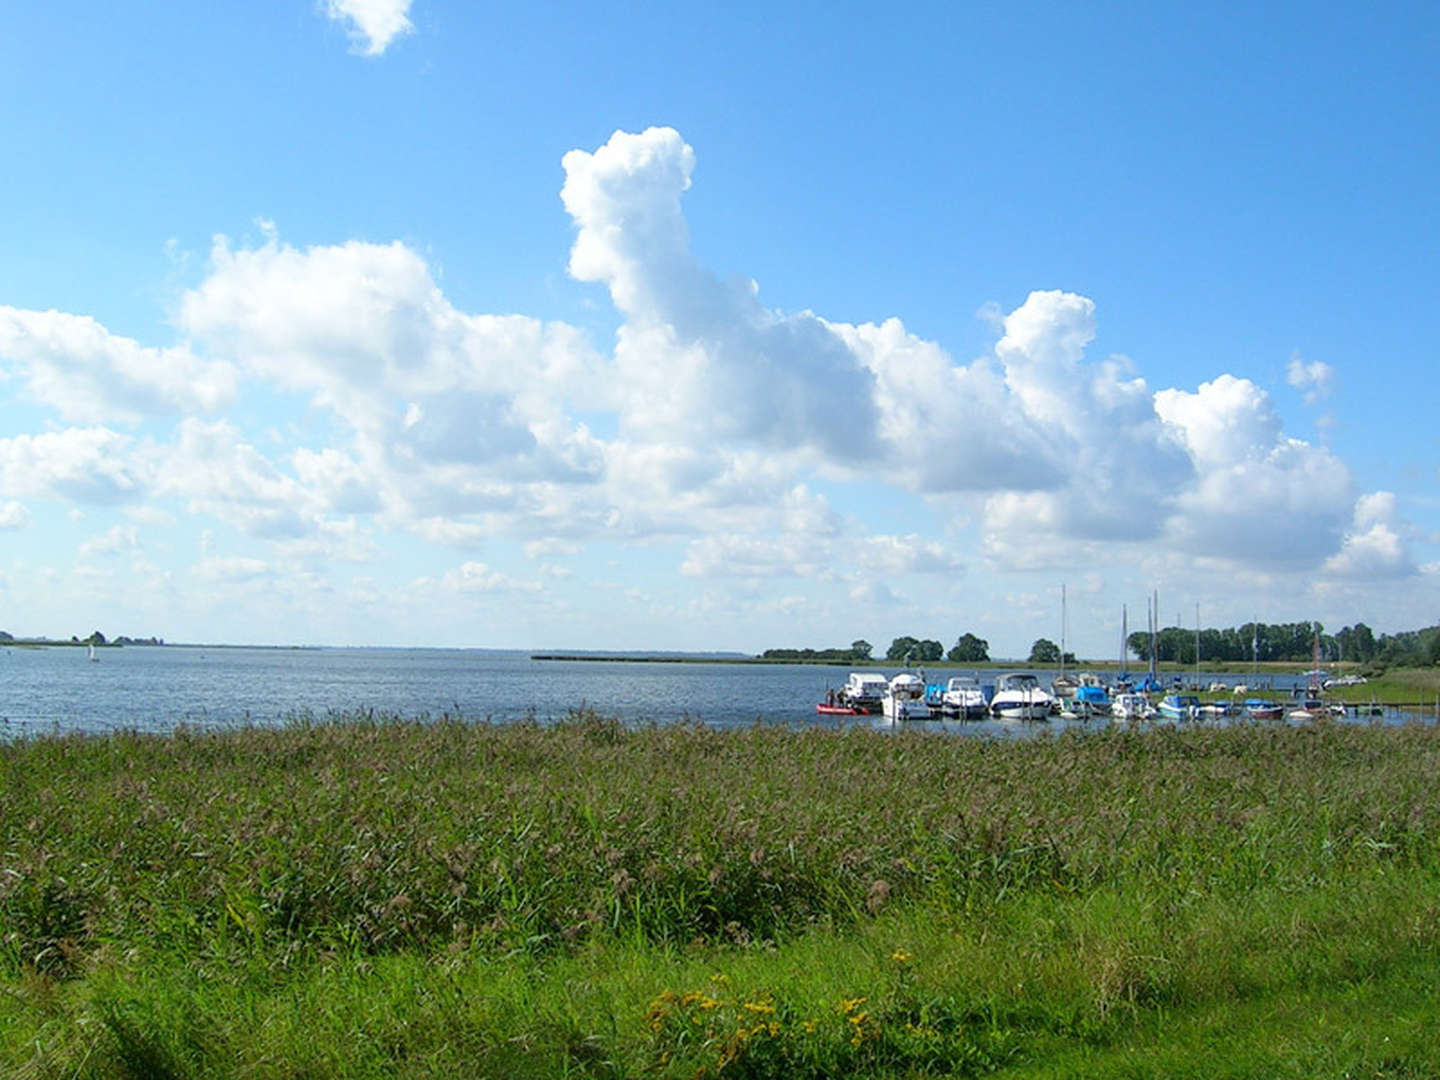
xmin=1111 ymin=692 xmax=1155 ymax=722
xmin=1244 ymin=698 xmax=1283 ymax=720
xmin=940 ymin=675 xmax=988 ymax=718
xmin=1071 ymin=672 xmax=1111 ymax=716
xmin=1158 ymin=693 xmax=1201 ymax=721
xmin=837 ymin=671 xmax=887 ymax=714
xmin=882 ymin=673 xmax=934 ymax=721
xmin=989 ymin=672 xmax=1052 ymax=720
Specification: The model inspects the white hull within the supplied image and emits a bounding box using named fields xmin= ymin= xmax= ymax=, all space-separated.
xmin=990 ymin=696 xmax=1051 ymax=720
xmin=988 ymin=672 xmax=1052 ymax=720
xmin=883 ymin=697 xmax=934 ymax=721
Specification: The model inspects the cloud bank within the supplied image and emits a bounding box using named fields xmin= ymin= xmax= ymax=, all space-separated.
xmin=0 ymin=126 xmax=1418 ymax=645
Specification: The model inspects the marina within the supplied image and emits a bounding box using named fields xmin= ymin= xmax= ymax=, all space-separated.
xmin=1 ymin=643 xmax=1433 ymax=740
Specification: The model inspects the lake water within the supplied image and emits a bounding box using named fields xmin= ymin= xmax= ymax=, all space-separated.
xmin=0 ymin=644 xmax=1411 ymax=740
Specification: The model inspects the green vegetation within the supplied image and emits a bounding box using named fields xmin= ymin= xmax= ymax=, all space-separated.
xmin=758 ymin=640 xmax=872 ymax=662
xmin=1026 ymin=638 xmax=1075 ymax=666
xmin=1131 ymin=619 xmax=1440 ymax=667
xmin=886 ymin=636 xmax=945 ymax=662
xmin=4 ymin=716 xmax=1440 ymax=1077
xmin=948 ymin=633 xmax=990 ymax=663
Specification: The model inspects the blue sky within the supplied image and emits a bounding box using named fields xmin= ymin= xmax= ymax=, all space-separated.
xmin=1 ymin=1 xmax=1437 ymax=657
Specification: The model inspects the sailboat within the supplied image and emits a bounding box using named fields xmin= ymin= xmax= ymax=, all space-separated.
xmin=1114 ymin=604 xmax=1131 ymax=693
xmin=87 ymin=642 xmax=98 ymax=662
xmin=1289 ymin=626 xmax=1342 ymax=721
xmin=1052 ymin=584 xmax=1078 ymax=698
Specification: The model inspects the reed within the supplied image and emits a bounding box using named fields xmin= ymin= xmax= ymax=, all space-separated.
xmin=3 ymin=714 xmax=1439 ymax=1076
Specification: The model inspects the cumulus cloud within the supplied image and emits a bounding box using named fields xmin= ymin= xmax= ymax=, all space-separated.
xmin=0 ymin=124 xmax=1414 ymax=642
xmin=178 ymin=233 xmax=607 ymax=516
xmin=0 ymin=428 xmax=144 ymax=504
xmin=0 ymin=306 xmax=235 ymax=423
xmin=1323 ymin=491 xmax=1416 ymax=578
xmin=155 ymin=419 xmax=317 ymax=538
xmin=560 ymin=127 xmax=883 ymax=464
xmin=1155 ymin=375 xmax=1353 ymax=567
xmin=323 ymin=0 xmax=413 ymax=56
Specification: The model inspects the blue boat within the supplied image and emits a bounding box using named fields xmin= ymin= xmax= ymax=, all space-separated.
xmin=1158 ymin=693 xmax=1201 ymax=720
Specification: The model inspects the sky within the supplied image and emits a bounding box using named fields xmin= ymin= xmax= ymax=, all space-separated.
xmin=1 ymin=2 xmax=1438 ymax=658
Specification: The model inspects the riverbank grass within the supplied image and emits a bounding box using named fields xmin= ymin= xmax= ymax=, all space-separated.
xmin=4 ymin=716 xmax=1440 ymax=1076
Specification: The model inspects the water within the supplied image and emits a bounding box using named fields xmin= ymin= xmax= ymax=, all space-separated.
xmin=0 ymin=645 xmax=1418 ymax=740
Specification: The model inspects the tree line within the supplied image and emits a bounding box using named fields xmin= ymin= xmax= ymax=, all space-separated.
xmin=1126 ymin=620 xmax=1440 ymax=667
xmin=763 ymin=620 xmax=1440 ymax=670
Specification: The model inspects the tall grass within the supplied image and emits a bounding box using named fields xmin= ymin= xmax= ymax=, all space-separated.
xmin=3 ymin=713 xmax=1440 ymax=1076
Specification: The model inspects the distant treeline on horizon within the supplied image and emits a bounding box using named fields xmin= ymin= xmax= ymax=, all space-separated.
xmin=762 ymin=620 xmax=1440 ymax=669
xmin=0 ymin=630 xmax=163 ymax=647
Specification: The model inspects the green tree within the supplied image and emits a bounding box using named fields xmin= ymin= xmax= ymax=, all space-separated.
xmin=1028 ymin=638 xmax=1060 ymax=664
xmin=947 ymin=633 xmax=989 ymax=663
xmin=886 ymin=636 xmax=920 ymax=662
xmin=916 ymin=639 xmax=944 ymax=662
xmin=850 ymin=639 xmax=873 ymax=661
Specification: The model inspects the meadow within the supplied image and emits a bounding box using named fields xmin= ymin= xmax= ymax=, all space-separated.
xmin=3 ymin=713 xmax=1439 ymax=1077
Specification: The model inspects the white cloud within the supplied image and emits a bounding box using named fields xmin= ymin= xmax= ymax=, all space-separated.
xmin=680 ymin=534 xmax=827 ymax=579
xmin=0 ymin=501 xmax=29 ymax=530
xmin=1155 ymin=375 xmax=1354 ymax=567
xmin=0 ymin=307 xmax=235 ymax=424
xmin=178 ymin=233 xmax=607 ymax=513
xmin=419 ymin=561 xmax=543 ymax=594
xmin=323 ymin=0 xmax=413 ymax=56
xmin=0 ymin=428 xmax=144 ymax=504
xmin=524 ymin=538 xmax=580 ymax=559
xmin=192 ymin=556 xmax=273 ymax=585
xmin=1286 ymin=351 xmax=1334 ymax=403
xmin=852 ymin=534 xmax=964 ymax=576
xmin=1323 ymin=491 xmax=1416 ymax=579
xmin=1 ymin=125 xmax=1421 ymax=650
xmin=79 ymin=524 xmax=140 ymax=557
xmin=560 ymin=127 xmax=883 ymax=464
xmin=156 ymin=419 xmax=317 ymax=538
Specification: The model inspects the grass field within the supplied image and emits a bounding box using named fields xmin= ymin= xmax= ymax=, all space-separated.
xmin=3 ymin=714 xmax=1439 ymax=1077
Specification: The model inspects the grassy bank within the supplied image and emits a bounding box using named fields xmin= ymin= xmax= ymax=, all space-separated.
xmin=4 ymin=716 xmax=1440 ymax=1077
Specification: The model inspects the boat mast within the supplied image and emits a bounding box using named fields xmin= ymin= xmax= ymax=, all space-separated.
xmin=1119 ymin=604 xmax=1127 ymax=677
xmin=1060 ymin=583 xmax=1066 ymax=682
xmin=1195 ymin=602 xmax=1200 ymax=687
xmin=1149 ymin=589 xmax=1158 ymax=685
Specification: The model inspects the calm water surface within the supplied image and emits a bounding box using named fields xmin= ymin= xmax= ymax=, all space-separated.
xmin=0 ymin=644 xmax=1413 ymax=740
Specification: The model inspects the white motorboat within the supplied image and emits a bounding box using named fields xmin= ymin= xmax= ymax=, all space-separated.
xmin=882 ymin=673 xmax=934 ymax=721
xmin=940 ymin=675 xmax=987 ymax=718
xmin=1111 ymin=692 xmax=1155 ymax=722
xmin=989 ymin=672 xmax=1052 ymax=720
xmin=837 ymin=671 xmax=887 ymax=713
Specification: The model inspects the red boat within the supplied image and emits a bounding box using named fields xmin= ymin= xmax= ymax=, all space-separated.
xmin=815 ymin=703 xmax=866 ymax=716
